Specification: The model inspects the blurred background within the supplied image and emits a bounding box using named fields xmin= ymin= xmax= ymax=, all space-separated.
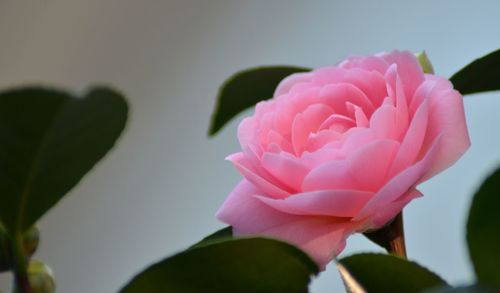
xmin=1 ymin=0 xmax=500 ymax=292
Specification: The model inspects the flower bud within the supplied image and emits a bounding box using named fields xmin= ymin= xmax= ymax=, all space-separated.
xmin=23 ymin=226 xmax=40 ymax=257
xmin=26 ymin=260 xmax=56 ymax=293
xmin=415 ymin=51 xmax=435 ymax=74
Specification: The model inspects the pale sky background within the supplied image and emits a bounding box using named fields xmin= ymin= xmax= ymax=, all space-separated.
xmin=0 ymin=1 xmax=500 ymax=292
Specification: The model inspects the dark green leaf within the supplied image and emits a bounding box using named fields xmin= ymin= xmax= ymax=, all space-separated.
xmin=0 ymin=86 xmax=128 ymax=233
xmin=209 ymin=66 xmax=310 ymax=136
xmin=423 ymin=284 xmax=500 ymax=293
xmin=189 ymin=226 xmax=232 ymax=249
xmin=120 ymin=237 xmax=319 ymax=293
xmin=339 ymin=253 xmax=447 ymax=293
xmin=467 ymin=167 xmax=500 ymax=286
xmin=450 ymin=49 xmax=500 ymax=95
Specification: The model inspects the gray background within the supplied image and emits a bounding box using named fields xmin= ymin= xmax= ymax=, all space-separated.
xmin=1 ymin=0 xmax=500 ymax=292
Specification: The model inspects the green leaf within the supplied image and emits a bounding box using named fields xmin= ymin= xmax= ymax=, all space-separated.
xmin=339 ymin=253 xmax=447 ymax=293
xmin=467 ymin=167 xmax=500 ymax=286
xmin=120 ymin=237 xmax=319 ymax=293
xmin=0 ymin=86 xmax=128 ymax=233
xmin=209 ymin=66 xmax=310 ymax=136
xmin=189 ymin=226 xmax=232 ymax=249
xmin=450 ymin=49 xmax=500 ymax=95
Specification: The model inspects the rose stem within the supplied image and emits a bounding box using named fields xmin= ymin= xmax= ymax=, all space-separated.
xmin=387 ymin=212 xmax=406 ymax=258
xmin=363 ymin=212 xmax=407 ymax=259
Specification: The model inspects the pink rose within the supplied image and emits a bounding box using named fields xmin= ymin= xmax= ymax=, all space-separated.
xmin=216 ymin=50 xmax=470 ymax=268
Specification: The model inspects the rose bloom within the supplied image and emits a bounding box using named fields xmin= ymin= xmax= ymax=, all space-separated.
xmin=217 ymin=51 xmax=470 ymax=269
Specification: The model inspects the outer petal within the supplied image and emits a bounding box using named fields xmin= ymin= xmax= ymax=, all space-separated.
xmin=255 ymin=189 xmax=373 ymax=217
xmin=353 ymin=135 xmax=442 ymax=220
xmin=420 ymin=88 xmax=470 ymax=181
xmin=261 ymin=152 xmax=310 ymax=192
xmin=256 ymin=217 xmax=353 ymax=270
xmin=227 ymin=152 xmax=290 ymax=199
xmin=339 ymin=55 xmax=389 ymax=75
xmin=274 ymin=72 xmax=313 ymax=96
xmin=217 ymin=180 xmax=352 ymax=269
xmin=237 ymin=117 xmax=258 ymax=150
xmin=217 ymin=180 xmax=296 ymax=233
xmin=365 ymin=188 xmax=423 ymax=229
xmin=379 ymin=50 xmax=425 ymax=100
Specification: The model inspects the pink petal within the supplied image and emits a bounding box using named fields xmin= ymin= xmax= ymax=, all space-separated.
xmin=386 ymin=65 xmax=409 ymax=137
xmin=389 ymin=100 xmax=429 ymax=177
xmin=339 ymin=55 xmax=390 ymax=75
xmin=302 ymin=160 xmax=359 ymax=191
xmin=343 ymin=69 xmax=388 ymax=108
xmin=353 ymin=136 xmax=441 ymax=220
xmin=319 ymin=114 xmax=355 ymax=132
xmin=237 ymin=117 xmax=258 ymax=149
xmin=227 ymin=152 xmax=290 ymax=199
xmin=306 ymin=130 xmax=342 ymax=152
xmin=409 ymin=80 xmax=437 ymax=116
xmin=300 ymin=144 xmax=344 ymax=169
xmin=338 ymin=127 xmax=377 ymax=157
xmin=301 ymin=103 xmax=334 ymax=131
xmin=370 ymin=104 xmax=398 ymax=140
xmin=266 ymin=130 xmax=293 ymax=154
xmin=351 ymin=105 xmax=369 ymax=128
xmin=292 ymin=114 xmax=309 ymax=156
xmin=420 ymin=89 xmax=470 ymax=181
xmin=217 ymin=180 xmax=354 ymax=269
xmin=255 ymin=189 xmax=373 ymax=217
xmin=261 ymin=152 xmax=310 ymax=192
xmin=318 ymin=83 xmax=375 ymax=117
xmin=347 ymin=139 xmax=400 ymax=191
xmin=254 ymin=218 xmax=353 ymax=269
xmin=216 ymin=180 xmax=297 ymax=233
xmin=380 ymin=50 xmax=425 ymax=100
xmin=366 ymin=188 xmax=423 ymax=228
xmin=274 ymin=72 xmax=313 ymax=97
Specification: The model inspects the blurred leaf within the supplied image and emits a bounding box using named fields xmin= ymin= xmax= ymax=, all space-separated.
xmin=120 ymin=237 xmax=319 ymax=293
xmin=209 ymin=66 xmax=310 ymax=136
xmin=450 ymin=49 xmax=500 ymax=95
xmin=190 ymin=226 xmax=232 ymax=249
xmin=339 ymin=253 xmax=447 ymax=293
xmin=0 ymin=224 xmax=10 ymax=271
xmin=0 ymin=86 xmax=128 ymax=233
xmin=467 ymin=167 xmax=500 ymax=286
